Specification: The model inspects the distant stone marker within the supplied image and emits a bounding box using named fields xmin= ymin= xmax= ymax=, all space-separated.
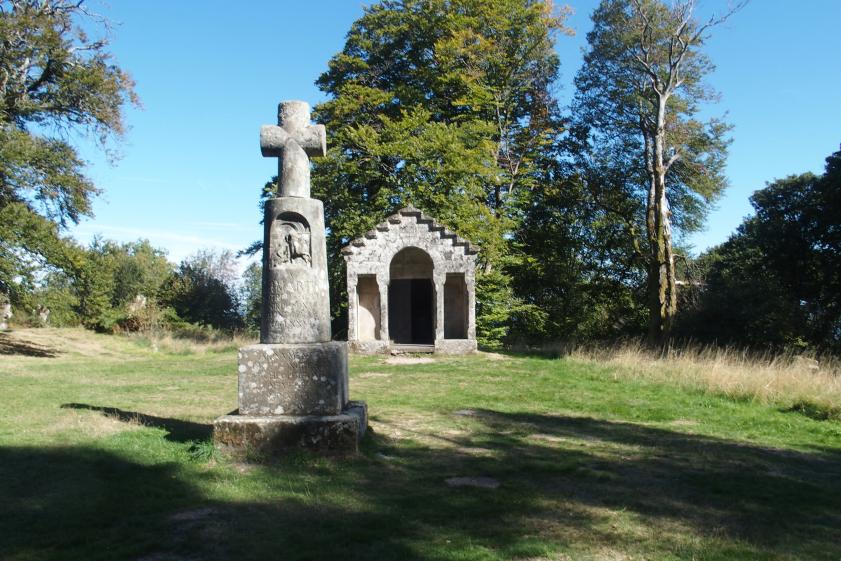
xmin=213 ymin=100 xmax=367 ymax=454
xmin=36 ymin=305 xmax=50 ymax=326
xmin=0 ymin=302 xmax=11 ymax=330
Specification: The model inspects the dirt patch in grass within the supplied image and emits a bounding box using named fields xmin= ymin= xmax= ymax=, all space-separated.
xmin=528 ymin=433 xmax=568 ymax=444
xmin=358 ymin=371 xmax=392 ymax=379
xmin=385 ymin=356 xmax=436 ymax=365
xmin=0 ymin=328 xmax=135 ymax=359
xmin=445 ymin=476 xmax=500 ymax=489
xmin=52 ymin=408 xmax=145 ymax=438
xmin=453 ymin=409 xmax=492 ymax=417
xmin=0 ymin=330 xmax=60 ymax=357
xmin=455 ymin=446 xmax=497 ymax=457
xmin=668 ymin=418 xmax=700 ymax=427
xmin=479 ymin=351 xmax=510 ymax=361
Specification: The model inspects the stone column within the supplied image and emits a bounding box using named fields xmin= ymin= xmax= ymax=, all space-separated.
xmin=346 ymin=273 xmax=358 ymax=343
xmin=467 ymin=270 xmax=477 ymax=341
xmin=378 ymin=277 xmax=389 ymax=343
xmin=434 ymin=273 xmax=445 ymax=344
xmin=260 ymin=197 xmax=331 ymax=344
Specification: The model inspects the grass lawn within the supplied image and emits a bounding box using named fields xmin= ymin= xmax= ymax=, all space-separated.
xmin=1 ymin=328 xmax=840 ymax=561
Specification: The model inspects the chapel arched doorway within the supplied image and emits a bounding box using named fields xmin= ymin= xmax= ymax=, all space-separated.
xmin=388 ymin=247 xmax=434 ymax=345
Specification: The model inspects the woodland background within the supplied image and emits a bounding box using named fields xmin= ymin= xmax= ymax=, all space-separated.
xmin=2 ymin=0 xmax=839 ymax=354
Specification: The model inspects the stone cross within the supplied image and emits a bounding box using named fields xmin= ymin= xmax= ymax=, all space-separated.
xmin=260 ymin=101 xmax=326 ymax=198
xmin=213 ymin=98 xmax=367 ymax=454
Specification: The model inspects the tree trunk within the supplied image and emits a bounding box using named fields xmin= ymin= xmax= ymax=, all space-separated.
xmin=647 ymin=177 xmax=677 ymax=347
xmin=646 ymin=96 xmax=678 ymax=348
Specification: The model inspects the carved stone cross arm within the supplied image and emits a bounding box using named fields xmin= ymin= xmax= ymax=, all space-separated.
xmin=260 ymin=100 xmax=327 ymax=198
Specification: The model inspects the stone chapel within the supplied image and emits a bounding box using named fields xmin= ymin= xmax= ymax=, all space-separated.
xmin=342 ymin=206 xmax=479 ymax=354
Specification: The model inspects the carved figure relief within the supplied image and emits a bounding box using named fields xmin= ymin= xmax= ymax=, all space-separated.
xmin=272 ymin=212 xmax=311 ymax=267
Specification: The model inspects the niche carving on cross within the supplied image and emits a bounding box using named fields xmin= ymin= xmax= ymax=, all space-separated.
xmin=271 ymin=212 xmax=311 ymax=268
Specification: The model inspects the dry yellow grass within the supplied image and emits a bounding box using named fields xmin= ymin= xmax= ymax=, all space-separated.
xmin=0 ymin=327 xmax=140 ymax=358
xmin=1 ymin=327 xmax=257 ymax=359
xmin=569 ymin=343 xmax=841 ymax=419
xmin=132 ymin=332 xmax=256 ymax=355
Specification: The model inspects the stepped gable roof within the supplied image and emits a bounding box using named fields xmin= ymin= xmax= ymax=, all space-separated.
xmin=341 ymin=205 xmax=480 ymax=256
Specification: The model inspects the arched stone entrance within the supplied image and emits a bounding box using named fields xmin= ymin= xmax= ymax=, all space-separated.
xmin=388 ymin=247 xmax=434 ymax=345
xmin=343 ymin=206 xmax=479 ymax=354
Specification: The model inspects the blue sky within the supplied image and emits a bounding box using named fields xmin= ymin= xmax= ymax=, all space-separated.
xmin=71 ymin=0 xmax=841 ymax=264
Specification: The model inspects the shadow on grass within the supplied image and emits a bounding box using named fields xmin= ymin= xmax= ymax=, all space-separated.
xmin=1 ymin=410 xmax=840 ymax=560
xmin=60 ymin=403 xmax=212 ymax=442
xmin=0 ymin=332 xmax=59 ymax=357
xmin=783 ymin=400 xmax=841 ymax=422
xmin=465 ymin=410 xmax=841 ymax=549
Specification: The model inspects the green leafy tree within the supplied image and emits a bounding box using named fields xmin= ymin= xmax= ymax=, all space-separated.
xmin=31 ymin=269 xmax=77 ymax=325
xmin=71 ymin=238 xmax=173 ymax=331
xmin=0 ymin=0 xmax=137 ymax=305
xmin=512 ymin=160 xmax=648 ymax=345
xmin=107 ymin=240 xmax=172 ymax=307
xmin=287 ymin=0 xmax=570 ymax=345
xmin=240 ymin=261 xmax=262 ymax=335
xmin=571 ymin=0 xmax=739 ymax=345
xmin=0 ymin=200 xmax=82 ymax=306
xmin=160 ymin=249 xmax=243 ymax=331
xmin=74 ymin=239 xmax=117 ymax=330
xmin=681 ymin=147 xmax=841 ymax=351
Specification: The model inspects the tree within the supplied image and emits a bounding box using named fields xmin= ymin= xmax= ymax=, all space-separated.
xmin=0 ymin=199 xmax=82 ymax=305
xmin=107 ymin=240 xmax=172 ymax=308
xmin=240 ymin=261 xmax=261 ymax=335
xmin=681 ymin=147 xmax=841 ymax=352
xmin=159 ymin=249 xmax=243 ymax=331
xmin=512 ymin=163 xmax=648 ymax=345
xmin=71 ymin=238 xmax=173 ymax=331
xmin=30 ymin=237 xmax=173 ymax=331
xmin=571 ymin=0 xmax=739 ymax=345
xmin=285 ymin=0 xmax=570 ymax=345
xmin=31 ymin=268 xmax=77 ymax=325
xmin=0 ymin=0 xmax=137 ymax=305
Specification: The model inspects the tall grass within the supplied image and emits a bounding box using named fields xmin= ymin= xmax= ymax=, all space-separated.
xmin=131 ymin=330 xmax=256 ymax=355
xmin=568 ymin=342 xmax=841 ymax=421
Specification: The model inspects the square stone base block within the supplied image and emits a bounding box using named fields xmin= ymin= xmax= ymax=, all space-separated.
xmin=238 ymin=341 xmax=348 ymax=416
xmin=213 ymin=401 xmax=367 ymax=455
